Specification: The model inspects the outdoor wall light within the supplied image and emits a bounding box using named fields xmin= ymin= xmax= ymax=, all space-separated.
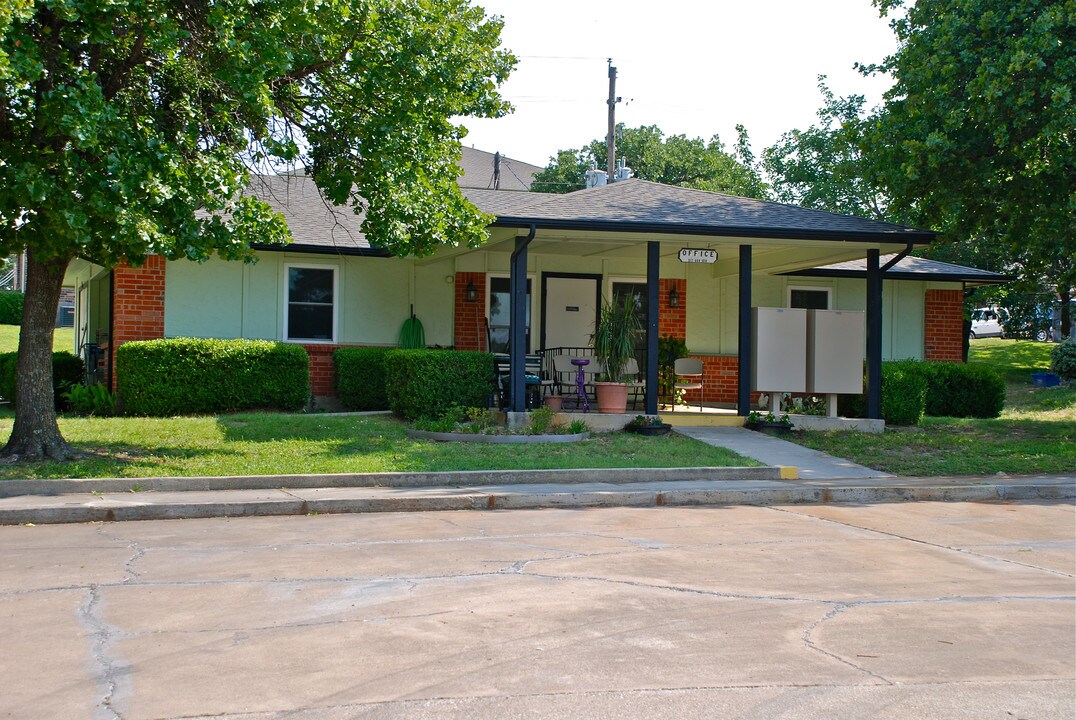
xmin=465 ymin=280 xmax=479 ymax=303
xmin=668 ymin=286 xmax=680 ymax=308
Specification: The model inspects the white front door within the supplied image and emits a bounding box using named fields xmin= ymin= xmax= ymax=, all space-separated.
xmin=543 ymin=275 xmax=599 ymax=349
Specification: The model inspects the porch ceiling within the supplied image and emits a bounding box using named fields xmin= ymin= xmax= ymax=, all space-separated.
xmin=469 ymin=228 xmax=912 ymax=276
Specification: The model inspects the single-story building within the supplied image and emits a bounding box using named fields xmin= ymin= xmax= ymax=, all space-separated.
xmin=63 ymin=147 xmax=1007 ymax=417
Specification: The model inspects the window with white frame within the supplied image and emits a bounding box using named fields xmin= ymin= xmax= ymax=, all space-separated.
xmin=788 ymin=286 xmax=831 ymax=310
xmin=285 ymin=265 xmax=337 ymax=341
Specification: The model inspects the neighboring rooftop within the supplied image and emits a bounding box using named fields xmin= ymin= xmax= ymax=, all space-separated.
xmin=458 ymin=147 xmax=543 ymax=191
xmin=786 ymin=253 xmax=1012 ymax=286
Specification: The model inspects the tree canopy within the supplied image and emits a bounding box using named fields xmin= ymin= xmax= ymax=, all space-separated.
xmin=532 ymin=124 xmax=769 ymax=199
xmin=864 ymin=0 xmax=1074 ymax=326
xmin=0 ymin=0 xmax=515 ymax=459
xmin=763 ymin=78 xmax=891 ymax=221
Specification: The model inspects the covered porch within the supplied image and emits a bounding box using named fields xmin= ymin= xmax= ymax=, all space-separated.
xmin=448 ymin=179 xmax=936 ymax=419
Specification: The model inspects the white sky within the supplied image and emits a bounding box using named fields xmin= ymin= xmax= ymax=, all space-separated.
xmin=460 ymin=0 xmax=899 ymax=168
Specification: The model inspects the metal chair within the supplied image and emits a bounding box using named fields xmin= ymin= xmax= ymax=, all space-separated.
xmin=624 ymin=357 xmax=646 ymax=409
xmin=674 ymin=358 xmax=704 ymax=412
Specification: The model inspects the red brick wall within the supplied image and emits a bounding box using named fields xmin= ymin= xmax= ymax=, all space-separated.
xmin=659 ymin=278 xmax=686 ymax=340
xmin=110 ymin=256 xmax=166 ymax=387
xmin=300 ymin=343 xmax=345 ymax=396
xmin=924 ymin=289 xmax=964 ymax=362
xmin=677 ymin=355 xmax=760 ymax=406
xmin=453 ymin=272 xmax=487 ymax=351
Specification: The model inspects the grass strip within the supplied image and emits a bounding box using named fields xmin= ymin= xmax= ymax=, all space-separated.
xmin=0 ymin=412 xmax=756 ymax=480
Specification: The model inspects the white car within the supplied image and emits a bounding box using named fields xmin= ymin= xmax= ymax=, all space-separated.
xmin=969 ymin=307 xmax=1005 ymax=338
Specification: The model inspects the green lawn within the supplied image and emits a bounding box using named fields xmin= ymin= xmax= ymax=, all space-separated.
xmin=790 ymin=339 xmax=1075 ymax=476
xmin=0 ymin=324 xmax=75 ymax=354
xmin=0 ymin=412 xmax=756 ymax=480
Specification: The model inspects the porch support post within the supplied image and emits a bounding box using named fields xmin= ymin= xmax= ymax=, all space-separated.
xmin=509 ymin=227 xmax=535 ymax=413
xmin=866 ymin=248 xmax=882 ymax=419
xmin=737 ymin=244 xmax=752 ymax=415
xmin=645 ymin=241 xmax=659 ymax=414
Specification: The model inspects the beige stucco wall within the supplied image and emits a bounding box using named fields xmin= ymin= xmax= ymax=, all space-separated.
xmin=161 ymin=248 xmax=960 ymax=359
xmin=164 ymin=253 xmax=456 ymax=347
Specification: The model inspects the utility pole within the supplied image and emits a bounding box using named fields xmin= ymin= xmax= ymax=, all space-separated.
xmin=606 ymin=59 xmax=620 ymax=182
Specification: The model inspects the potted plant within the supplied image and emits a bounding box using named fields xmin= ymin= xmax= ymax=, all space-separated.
xmin=592 ymin=294 xmax=643 ymax=413
xmin=624 ymin=414 xmax=673 ymax=436
xmin=745 ymin=411 xmax=794 ymax=435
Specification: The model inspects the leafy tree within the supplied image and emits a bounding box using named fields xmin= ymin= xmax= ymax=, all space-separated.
xmin=532 ymin=124 xmax=769 ymax=199
xmin=0 ymin=0 xmax=514 ymax=460
xmin=863 ymin=0 xmax=1075 ymax=335
xmin=763 ymin=78 xmax=892 ymax=221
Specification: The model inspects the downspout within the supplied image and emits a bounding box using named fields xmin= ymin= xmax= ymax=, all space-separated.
xmin=509 ymin=224 xmax=536 ymax=413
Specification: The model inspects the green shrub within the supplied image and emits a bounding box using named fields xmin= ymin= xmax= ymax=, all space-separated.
xmin=334 ymin=346 xmax=392 ymax=410
xmin=63 ymin=383 xmax=116 ymax=416
xmin=837 ymin=362 xmax=926 ymax=425
xmin=0 ymin=350 xmax=84 ymax=409
xmin=384 ymin=349 xmax=494 ymax=420
xmin=116 ymin=338 xmax=309 ymax=416
xmin=1052 ymin=338 xmax=1076 ymax=380
xmin=903 ymin=360 xmax=1005 ymax=418
xmin=0 ymin=291 xmax=23 ymax=325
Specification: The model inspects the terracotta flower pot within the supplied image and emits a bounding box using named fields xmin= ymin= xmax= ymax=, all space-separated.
xmin=594 ymin=382 xmax=629 ymax=414
xmin=543 ymin=395 xmax=564 ymax=412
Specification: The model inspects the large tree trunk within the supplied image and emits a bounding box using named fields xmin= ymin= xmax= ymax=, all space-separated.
xmin=1 ymin=248 xmax=81 ymax=461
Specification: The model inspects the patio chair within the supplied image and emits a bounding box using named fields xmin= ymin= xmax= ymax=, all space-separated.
xmin=674 ymin=358 xmax=704 ymax=412
xmin=624 ymin=357 xmax=646 ymax=409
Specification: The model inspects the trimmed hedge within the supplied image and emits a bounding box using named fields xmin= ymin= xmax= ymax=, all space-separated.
xmin=0 ymin=291 xmax=23 ymax=325
xmin=116 ymin=338 xmax=309 ymax=416
xmin=0 ymin=350 xmax=84 ymax=410
xmin=839 ymin=359 xmax=1005 ymax=423
xmin=1052 ymin=338 xmax=1076 ymax=380
xmin=901 ymin=360 xmax=1005 ymax=418
xmin=839 ymin=362 xmax=926 ymax=426
xmin=334 ymin=346 xmax=392 ymax=411
xmin=384 ymin=349 xmax=494 ymax=420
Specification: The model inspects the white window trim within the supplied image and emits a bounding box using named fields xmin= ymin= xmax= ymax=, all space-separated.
xmin=283 ymin=263 xmax=339 ymax=343
xmin=606 ymin=276 xmax=647 ymax=302
xmin=486 ymin=272 xmax=537 ymax=352
xmin=787 ymin=285 xmax=832 ymax=310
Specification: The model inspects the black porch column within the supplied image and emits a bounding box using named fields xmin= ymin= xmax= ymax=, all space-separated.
xmin=509 ymin=230 xmax=533 ymax=412
xmin=645 ymin=241 xmax=659 ymax=414
xmin=737 ymin=244 xmax=752 ymax=415
xmin=866 ymin=248 xmax=882 ymax=419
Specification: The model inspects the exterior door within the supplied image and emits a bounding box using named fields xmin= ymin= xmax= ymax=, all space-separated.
xmin=542 ymin=274 xmax=600 ymax=349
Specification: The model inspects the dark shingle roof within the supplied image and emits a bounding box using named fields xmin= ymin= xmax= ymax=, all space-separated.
xmin=786 ymin=254 xmax=1012 ymax=286
xmin=458 ymin=147 xmax=543 ymax=191
xmin=247 ymin=173 xmax=380 ymax=255
xmin=480 ymin=179 xmax=935 ymax=243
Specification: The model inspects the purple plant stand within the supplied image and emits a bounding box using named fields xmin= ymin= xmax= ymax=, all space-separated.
xmin=571 ymin=358 xmax=590 ymax=413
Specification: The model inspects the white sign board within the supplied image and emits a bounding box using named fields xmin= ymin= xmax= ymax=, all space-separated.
xmin=678 ymin=248 xmax=718 ymax=264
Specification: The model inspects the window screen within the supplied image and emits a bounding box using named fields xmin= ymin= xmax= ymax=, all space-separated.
xmin=789 ymin=288 xmax=830 ymax=310
xmin=287 ymin=267 xmax=335 ymax=340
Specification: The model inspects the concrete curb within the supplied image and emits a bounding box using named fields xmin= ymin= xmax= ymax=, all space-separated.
xmin=0 ymin=466 xmax=783 ymax=498
xmin=2 ymin=478 xmax=1071 ymax=526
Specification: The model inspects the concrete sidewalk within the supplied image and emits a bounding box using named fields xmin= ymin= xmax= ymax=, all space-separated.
xmin=1 ymin=473 xmax=1072 ymax=525
xmin=675 ymin=426 xmax=891 ymax=479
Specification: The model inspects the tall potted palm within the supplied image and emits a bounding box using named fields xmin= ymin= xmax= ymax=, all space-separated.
xmin=592 ymin=294 xmax=643 ymax=413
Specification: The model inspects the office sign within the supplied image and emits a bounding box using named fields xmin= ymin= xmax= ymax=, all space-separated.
xmin=678 ymin=248 xmax=718 ymax=264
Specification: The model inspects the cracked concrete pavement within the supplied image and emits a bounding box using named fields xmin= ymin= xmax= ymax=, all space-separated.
xmin=1 ymin=501 xmax=1073 ymax=719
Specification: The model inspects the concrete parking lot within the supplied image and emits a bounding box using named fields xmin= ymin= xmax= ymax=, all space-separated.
xmin=1 ymin=501 xmax=1073 ymax=719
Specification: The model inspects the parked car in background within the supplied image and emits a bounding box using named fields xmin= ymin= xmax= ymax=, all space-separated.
xmin=969 ymin=307 xmax=1005 ymax=338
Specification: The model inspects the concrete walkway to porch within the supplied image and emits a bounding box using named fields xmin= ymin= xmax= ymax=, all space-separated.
xmin=674 ymin=426 xmax=891 ymax=480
